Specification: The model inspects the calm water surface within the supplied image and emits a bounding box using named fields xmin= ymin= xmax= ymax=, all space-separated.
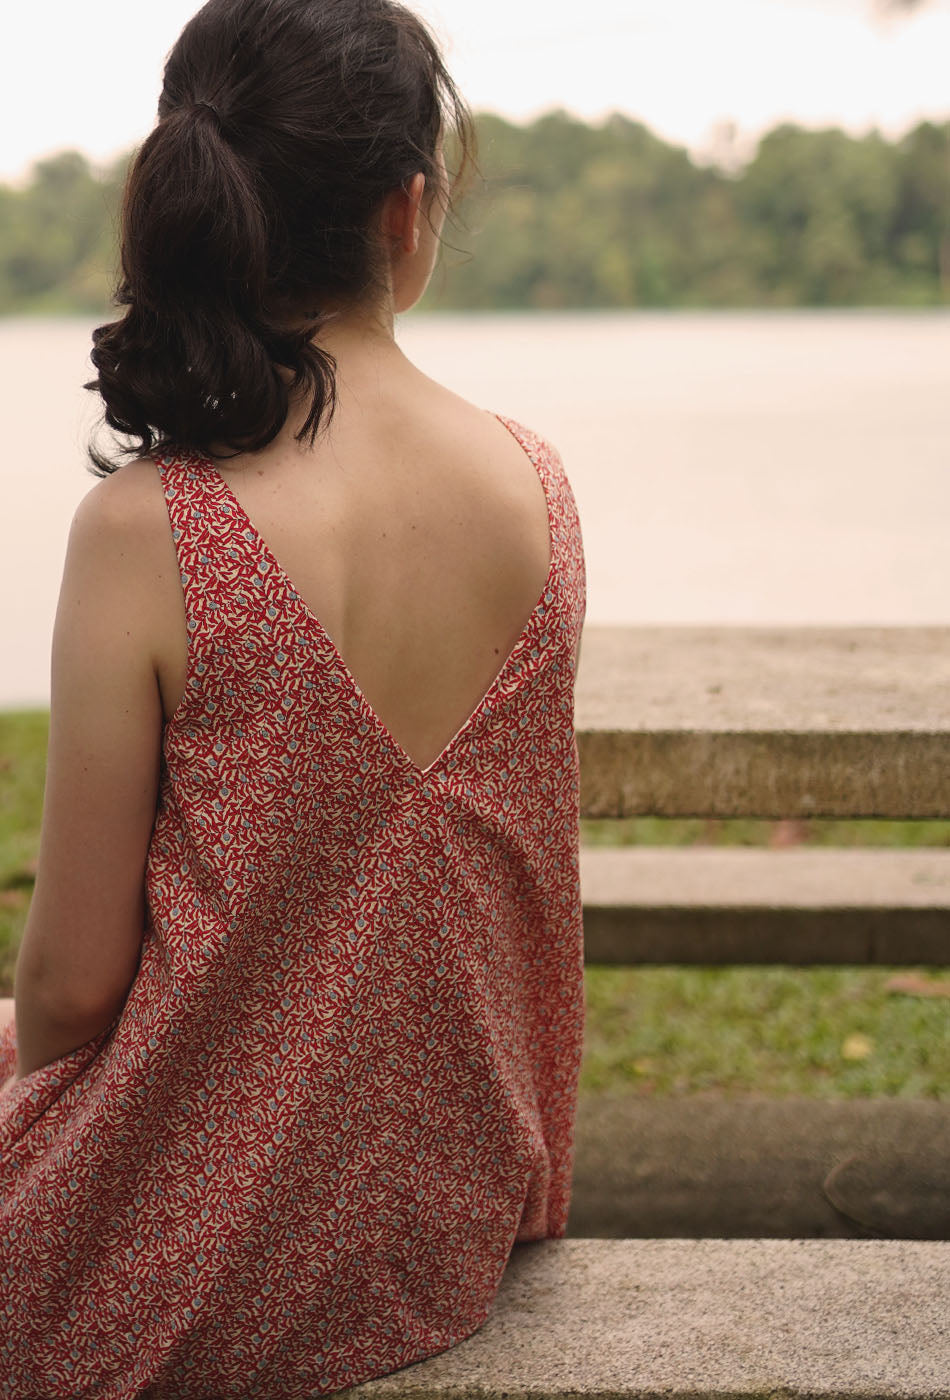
xmin=1 ymin=309 xmax=948 ymax=707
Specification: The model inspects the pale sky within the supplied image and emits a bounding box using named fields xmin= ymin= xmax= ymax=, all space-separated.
xmin=2 ymin=0 xmax=949 ymax=182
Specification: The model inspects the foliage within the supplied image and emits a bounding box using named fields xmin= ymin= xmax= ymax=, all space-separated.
xmin=0 ymin=711 xmax=47 ymax=992
xmin=432 ymin=111 xmax=950 ymax=310
xmin=0 ymin=151 xmax=127 ymax=314
xmin=0 ymin=111 xmax=947 ymax=313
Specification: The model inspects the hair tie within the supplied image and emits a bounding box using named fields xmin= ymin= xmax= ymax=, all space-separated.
xmin=193 ymin=100 xmax=221 ymax=121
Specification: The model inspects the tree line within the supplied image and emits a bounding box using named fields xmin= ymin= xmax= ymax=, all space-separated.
xmin=1 ymin=109 xmax=947 ymax=315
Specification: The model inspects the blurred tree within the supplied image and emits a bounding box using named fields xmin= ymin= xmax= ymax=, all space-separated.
xmin=2 ymin=114 xmax=947 ymax=314
xmin=892 ymin=122 xmax=950 ymax=299
xmin=875 ymin=0 xmax=931 ymax=11
xmin=437 ymin=112 xmax=947 ymax=311
xmin=0 ymin=151 xmax=122 ymax=313
xmin=736 ymin=125 xmax=901 ymax=303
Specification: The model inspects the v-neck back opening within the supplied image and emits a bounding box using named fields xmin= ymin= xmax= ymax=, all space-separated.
xmin=172 ymin=411 xmax=558 ymax=778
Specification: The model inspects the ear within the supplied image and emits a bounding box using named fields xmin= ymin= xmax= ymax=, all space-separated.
xmin=381 ymin=171 xmax=427 ymax=255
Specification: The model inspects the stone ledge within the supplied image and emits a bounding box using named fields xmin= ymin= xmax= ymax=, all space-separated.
xmin=575 ymin=626 xmax=950 ymax=819
xmin=580 ymin=846 xmax=950 ymax=963
xmin=570 ymin=1093 xmax=950 ymax=1240
xmin=339 ymin=1237 xmax=950 ymax=1399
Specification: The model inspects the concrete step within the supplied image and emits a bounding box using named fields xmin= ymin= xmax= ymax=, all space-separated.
xmin=575 ymin=624 xmax=950 ymax=820
xmin=580 ymin=845 xmax=950 ymax=963
xmin=342 ymin=1237 xmax=950 ymax=1399
xmin=570 ymin=1092 xmax=950 ymax=1239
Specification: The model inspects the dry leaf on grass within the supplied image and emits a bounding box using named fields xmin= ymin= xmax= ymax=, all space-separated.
xmin=841 ymin=1033 xmax=874 ymax=1060
xmin=884 ymin=973 xmax=950 ymax=1000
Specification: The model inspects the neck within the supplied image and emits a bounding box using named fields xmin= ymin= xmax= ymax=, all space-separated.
xmin=311 ymin=294 xmax=395 ymax=355
xmin=279 ymin=296 xmax=412 ymax=446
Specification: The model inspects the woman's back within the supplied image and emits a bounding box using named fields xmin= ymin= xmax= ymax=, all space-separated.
xmin=153 ymin=354 xmax=555 ymax=773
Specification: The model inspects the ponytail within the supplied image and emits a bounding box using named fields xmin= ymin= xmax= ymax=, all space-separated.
xmin=86 ymin=102 xmax=336 ymax=473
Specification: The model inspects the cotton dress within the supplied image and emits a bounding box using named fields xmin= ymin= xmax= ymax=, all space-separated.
xmin=0 ymin=413 xmax=587 ymax=1400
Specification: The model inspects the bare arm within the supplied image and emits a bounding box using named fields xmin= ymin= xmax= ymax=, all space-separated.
xmin=13 ymin=464 xmax=171 ymax=1078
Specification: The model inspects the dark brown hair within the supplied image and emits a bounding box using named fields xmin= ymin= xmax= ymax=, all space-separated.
xmin=85 ymin=0 xmax=475 ymax=474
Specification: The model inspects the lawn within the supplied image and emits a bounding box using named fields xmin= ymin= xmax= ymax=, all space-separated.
xmin=2 ymin=710 xmax=947 ymax=1099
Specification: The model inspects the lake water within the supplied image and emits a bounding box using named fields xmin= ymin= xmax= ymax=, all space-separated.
xmin=1 ymin=309 xmax=948 ymax=708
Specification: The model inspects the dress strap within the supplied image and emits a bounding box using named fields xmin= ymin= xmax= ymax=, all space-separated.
xmin=493 ymin=415 xmax=587 ymax=658
xmin=153 ymin=448 xmax=238 ymax=642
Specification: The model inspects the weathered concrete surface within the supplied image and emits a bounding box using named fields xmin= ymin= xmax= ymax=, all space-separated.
xmin=574 ymin=626 xmax=950 ymax=819
xmin=338 ymin=1237 xmax=950 ymax=1399
xmin=570 ymin=1093 xmax=950 ymax=1240
xmin=579 ymin=846 xmax=950 ymax=964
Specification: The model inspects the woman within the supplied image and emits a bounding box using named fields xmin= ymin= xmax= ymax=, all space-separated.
xmin=0 ymin=0 xmax=587 ymax=1394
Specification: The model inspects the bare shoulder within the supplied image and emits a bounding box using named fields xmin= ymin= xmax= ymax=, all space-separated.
xmin=67 ymin=456 xmax=179 ymax=604
xmin=73 ymin=455 xmax=166 ymax=528
xmin=70 ymin=456 xmax=172 ymax=556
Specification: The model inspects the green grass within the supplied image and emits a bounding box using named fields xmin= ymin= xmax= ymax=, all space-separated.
xmin=2 ymin=709 xmax=948 ymax=1099
xmin=580 ymin=964 xmax=949 ymax=1100
xmin=0 ymin=711 xmax=48 ymax=992
xmin=581 ymin=816 xmax=950 ymax=849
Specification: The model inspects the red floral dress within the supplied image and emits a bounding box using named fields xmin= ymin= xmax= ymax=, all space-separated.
xmin=0 ymin=414 xmax=587 ymax=1399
